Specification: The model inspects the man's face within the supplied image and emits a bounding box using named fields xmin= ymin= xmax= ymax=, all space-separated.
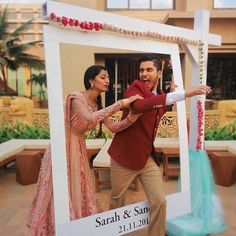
xmin=139 ymin=61 xmax=161 ymax=91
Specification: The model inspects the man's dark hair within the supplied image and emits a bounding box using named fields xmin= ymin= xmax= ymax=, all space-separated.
xmin=138 ymin=54 xmax=162 ymax=71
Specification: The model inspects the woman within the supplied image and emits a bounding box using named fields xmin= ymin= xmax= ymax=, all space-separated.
xmin=27 ymin=65 xmax=142 ymax=236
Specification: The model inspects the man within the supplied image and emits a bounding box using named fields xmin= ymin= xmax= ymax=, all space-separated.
xmin=108 ymin=55 xmax=211 ymax=236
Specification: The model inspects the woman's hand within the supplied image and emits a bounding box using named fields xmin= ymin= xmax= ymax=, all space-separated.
xmin=127 ymin=109 xmax=142 ymax=123
xmin=185 ymin=85 xmax=212 ymax=98
xmin=120 ymin=94 xmax=143 ymax=109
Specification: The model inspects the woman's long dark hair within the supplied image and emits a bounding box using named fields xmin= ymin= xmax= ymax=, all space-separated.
xmin=84 ymin=65 xmax=108 ymax=137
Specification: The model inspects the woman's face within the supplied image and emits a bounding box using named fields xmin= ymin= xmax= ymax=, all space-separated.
xmin=92 ymin=69 xmax=110 ymax=92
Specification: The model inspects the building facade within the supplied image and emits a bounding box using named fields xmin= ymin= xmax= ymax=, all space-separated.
xmin=57 ymin=0 xmax=236 ymax=108
xmin=2 ymin=0 xmax=236 ymax=109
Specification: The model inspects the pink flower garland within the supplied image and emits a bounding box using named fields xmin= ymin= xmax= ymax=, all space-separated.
xmin=49 ymin=12 xmax=103 ymax=31
xmin=48 ymin=12 xmax=202 ymax=46
xmin=196 ymin=99 xmax=204 ymax=150
xmin=196 ymin=42 xmax=205 ymax=151
xmin=49 ymin=11 xmax=206 ymax=150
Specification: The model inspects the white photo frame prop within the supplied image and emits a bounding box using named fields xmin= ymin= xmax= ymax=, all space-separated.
xmin=42 ymin=1 xmax=221 ymax=235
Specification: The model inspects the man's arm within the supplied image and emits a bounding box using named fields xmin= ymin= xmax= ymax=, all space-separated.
xmin=165 ymin=85 xmax=212 ymax=105
xmin=165 ymin=90 xmax=185 ymax=105
xmin=126 ymin=80 xmax=167 ymax=113
xmin=126 ymin=81 xmax=211 ymax=114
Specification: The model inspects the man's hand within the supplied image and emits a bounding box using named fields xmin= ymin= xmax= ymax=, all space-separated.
xmin=185 ymin=85 xmax=212 ymax=98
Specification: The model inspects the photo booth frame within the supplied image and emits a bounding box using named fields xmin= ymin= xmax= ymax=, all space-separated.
xmin=42 ymin=1 xmax=221 ymax=235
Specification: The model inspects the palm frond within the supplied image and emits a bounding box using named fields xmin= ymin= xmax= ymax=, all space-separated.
xmin=0 ymin=4 xmax=45 ymax=92
xmin=15 ymin=54 xmax=44 ymax=70
xmin=11 ymin=40 xmax=41 ymax=50
xmin=6 ymin=59 xmax=19 ymax=71
xmin=1 ymin=39 xmax=20 ymax=58
xmin=28 ymin=73 xmax=47 ymax=86
xmin=0 ymin=4 xmax=9 ymax=39
xmin=4 ymin=35 xmax=21 ymax=47
xmin=3 ymin=39 xmax=41 ymax=59
xmin=11 ymin=18 xmax=35 ymax=37
xmin=16 ymin=52 xmax=43 ymax=61
xmin=7 ymin=42 xmax=35 ymax=57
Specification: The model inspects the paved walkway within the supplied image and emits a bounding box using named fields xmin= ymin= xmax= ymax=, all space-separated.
xmin=0 ymin=166 xmax=235 ymax=236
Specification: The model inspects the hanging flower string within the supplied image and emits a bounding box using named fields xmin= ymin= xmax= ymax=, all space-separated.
xmin=196 ymin=99 xmax=204 ymax=150
xmin=49 ymin=13 xmax=103 ymax=31
xmin=49 ymin=12 xmax=205 ymax=150
xmin=196 ymin=41 xmax=205 ymax=150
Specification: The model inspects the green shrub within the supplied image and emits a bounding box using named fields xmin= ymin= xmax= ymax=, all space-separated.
xmin=2 ymin=119 xmax=234 ymax=144
xmin=205 ymin=120 xmax=236 ymax=140
xmin=0 ymin=121 xmax=50 ymax=144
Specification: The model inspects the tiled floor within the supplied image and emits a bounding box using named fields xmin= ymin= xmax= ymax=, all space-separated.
xmin=0 ymin=166 xmax=235 ymax=236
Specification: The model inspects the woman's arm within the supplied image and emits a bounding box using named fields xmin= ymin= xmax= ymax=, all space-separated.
xmin=103 ymin=110 xmax=141 ymax=133
xmin=69 ymin=94 xmax=142 ymax=133
xmin=70 ymin=95 xmax=122 ymax=133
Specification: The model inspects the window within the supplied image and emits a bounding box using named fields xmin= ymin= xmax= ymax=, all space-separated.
xmin=105 ymin=57 xmax=139 ymax=105
xmin=8 ymin=23 xmax=18 ymax=30
xmin=35 ymin=12 xmax=42 ymax=18
xmin=207 ymin=55 xmax=236 ymax=100
xmin=38 ymin=34 xmax=44 ymax=41
xmin=37 ymin=24 xmax=43 ymax=31
xmin=7 ymin=12 xmax=17 ymax=19
xmin=8 ymin=68 xmax=26 ymax=96
xmin=152 ymin=0 xmax=173 ymax=9
xmin=130 ymin=0 xmax=150 ymax=9
xmin=27 ymin=24 xmax=35 ymax=31
xmin=107 ymin=0 xmax=174 ymax=9
xmin=214 ymin=0 xmax=236 ymax=9
xmin=25 ymin=24 xmax=35 ymax=31
xmin=22 ymin=34 xmax=35 ymax=41
xmin=22 ymin=12 xmax=34 ymax=19
xmin=107 ymin=0 xmax=128 ymax=9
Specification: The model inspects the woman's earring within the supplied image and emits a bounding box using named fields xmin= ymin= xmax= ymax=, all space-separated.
xmin=90 ymin=82 xmax=94 ymax=89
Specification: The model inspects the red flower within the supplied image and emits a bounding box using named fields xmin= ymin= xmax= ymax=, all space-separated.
xmin=74 ymin=20 xmax=79 ymax=27
xmin=88 ymin=22 xmax=94 ymax=30
xmin=84 ymin=22 xmax=90 ymax=30
xmin=50 ymin=12 xmax=56 ymax=20
xmin=69 ymin=18 xmax=74 ymax=26
xmin=94 ymin=22 xmax=100 ymax=31
xmin=79 ymin=22 xmax=85 ymax=29
xmin=62 ymin=17 xmax=68 ymax=26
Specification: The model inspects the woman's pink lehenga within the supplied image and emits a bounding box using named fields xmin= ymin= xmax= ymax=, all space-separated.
xmin=27 ymin=92 xmax=131 ymax=236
